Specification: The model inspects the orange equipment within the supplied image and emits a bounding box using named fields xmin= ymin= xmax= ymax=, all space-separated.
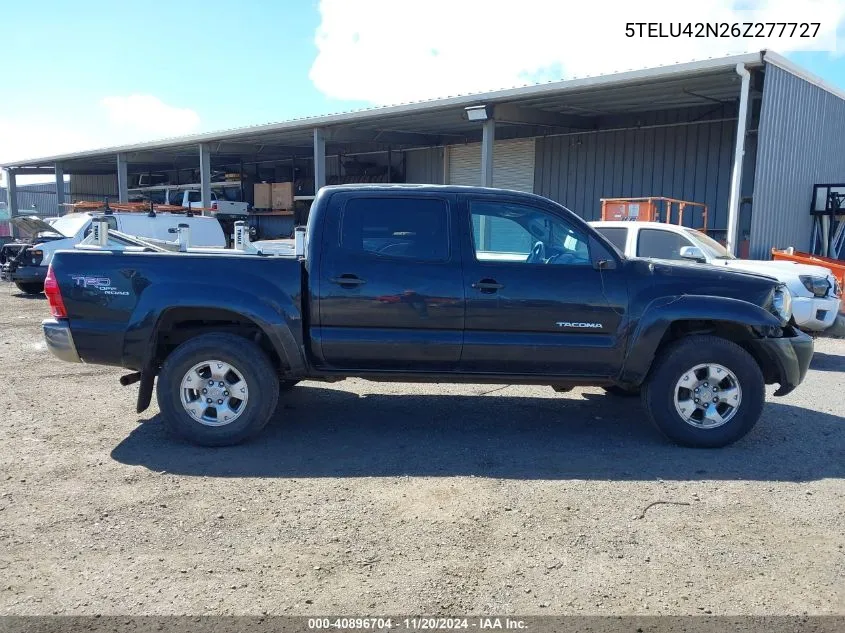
xmin=61 ymin=201 xmax=218 ymax=214
xmin=600 ymin=197 xmax=708 ymax=232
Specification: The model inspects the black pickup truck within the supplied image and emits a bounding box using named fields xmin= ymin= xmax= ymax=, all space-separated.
xmin=41 ymin=185 xmax=813 ymax=448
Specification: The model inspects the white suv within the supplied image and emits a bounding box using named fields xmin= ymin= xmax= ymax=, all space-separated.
xmin=591 ymin=221 xmax=842 ymax=332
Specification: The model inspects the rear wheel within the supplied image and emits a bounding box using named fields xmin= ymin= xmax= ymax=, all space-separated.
xmin=156 ymin=333 xmax=279 ymax=446
xmin=642 ymin=335 xmax=764 ymax=448
xmin=15 ymin=281 xmax=43 ymax=295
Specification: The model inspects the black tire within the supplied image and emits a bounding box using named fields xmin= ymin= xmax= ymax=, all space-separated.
xmin=603 ymin=384 xmax=640 ymax=398
xmin=156 ymin=333 xmax=279 ymax=446
xmin=642 ymin=335 xmax=765 ymax=448
xmin=279 ymin=380 xmax=300 ymax=392
xmin=15 ymin=281 xmax=43 ymax=295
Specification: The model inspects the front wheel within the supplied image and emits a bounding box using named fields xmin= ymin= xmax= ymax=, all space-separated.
xmin=642 ymin=335 xmax=764 ymax=448
xmin=156 ymin=333 xmax=279 ymax=446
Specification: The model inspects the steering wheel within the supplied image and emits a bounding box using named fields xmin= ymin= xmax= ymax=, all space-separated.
xmin=527 ymin=241 xmax=546 ymax=264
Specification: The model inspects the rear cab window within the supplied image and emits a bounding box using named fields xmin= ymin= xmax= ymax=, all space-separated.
xmin=340 ymin=197 xmax=449 ymax=261
xmin=594 ymin=226 xmax=628 ymax=254
xmin=636 ymin=228 xmax=694 ymax=260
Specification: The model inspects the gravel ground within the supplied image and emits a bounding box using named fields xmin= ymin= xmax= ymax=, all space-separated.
xmin=0 ymin=284 xmax=843 ymax=616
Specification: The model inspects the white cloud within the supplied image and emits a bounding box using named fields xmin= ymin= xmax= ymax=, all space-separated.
xmin=0 ymin=95 xmax=201 ymax=186
xmin=100 ymin=94 xmax=200 ymax=136
xmin=0 ymin=118 xmax=98 ymax=185
xmin=310 ymin=0 xmax=845 ymax=104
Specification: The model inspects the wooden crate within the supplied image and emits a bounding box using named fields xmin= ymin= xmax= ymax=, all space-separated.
xmin=252 ymin=209 xmax=294 ymax=216
xmin=254 ymin=183 xmax=272 ymax=209
xmin=271 ymin=182 xmax=294 ymax=210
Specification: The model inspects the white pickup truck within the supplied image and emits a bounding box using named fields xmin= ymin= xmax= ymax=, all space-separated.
xmin=591 ymin=221 xmax=842 ymax=332
xmin=163 ymin=189 xmax=249 ymax=215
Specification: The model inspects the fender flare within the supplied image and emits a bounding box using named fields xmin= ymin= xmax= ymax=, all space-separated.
xmin=122 ymin=281 xmax=306 ymax=376
xmin=620 ymin=294 xmax=782 ymax=385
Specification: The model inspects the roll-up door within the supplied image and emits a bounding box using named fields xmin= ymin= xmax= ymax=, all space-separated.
xmin=447 ymin=138 xmax=536 ymax=192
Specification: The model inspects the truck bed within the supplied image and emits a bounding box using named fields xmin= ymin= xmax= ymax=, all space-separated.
xmin=51 ymin=249 xmax=304 ymax=370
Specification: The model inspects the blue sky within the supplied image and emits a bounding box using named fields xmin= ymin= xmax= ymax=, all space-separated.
xmin=1 ymin=0 xmax=844 ymax=179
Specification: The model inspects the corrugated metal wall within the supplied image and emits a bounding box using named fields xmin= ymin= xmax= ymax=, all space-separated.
xmin=750 ymin=64 xmax=845 ymax=258
xmin=69 ymin=174 xmax=119 ymax=203
xmin=404 ymin=147 xmax=444 ymax=184
xmin=534 ymin=108 xmax=738 ymax=236
xmin=0 ymin=181 xmax=70 ymax=218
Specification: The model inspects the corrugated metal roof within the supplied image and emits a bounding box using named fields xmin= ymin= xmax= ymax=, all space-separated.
xmin=2 ymin=51 xmax=768 ymax=169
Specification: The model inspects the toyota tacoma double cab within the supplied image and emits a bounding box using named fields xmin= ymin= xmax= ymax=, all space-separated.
xmin=41 ymin=185 xmax=813 ymax=448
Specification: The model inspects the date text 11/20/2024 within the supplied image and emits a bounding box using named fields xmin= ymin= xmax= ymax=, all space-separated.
xmin=307 ymin=617 xmax=528 ymax=630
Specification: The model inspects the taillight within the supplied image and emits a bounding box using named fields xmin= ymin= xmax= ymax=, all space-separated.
xmin=44 ymin=265 xmax=67 ymax=318
xmin=211 ymin=202 xmax=218 ymax=210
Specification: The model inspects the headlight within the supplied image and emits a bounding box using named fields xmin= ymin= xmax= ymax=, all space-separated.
xmin=771 ymin=285 xmax=792 ymax=324
xmin=799 ymin=275 xmax=831 ymax=298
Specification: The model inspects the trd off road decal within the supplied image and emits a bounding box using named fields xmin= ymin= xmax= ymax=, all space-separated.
xmin=70 ymin=275 xmax=130 ymax=296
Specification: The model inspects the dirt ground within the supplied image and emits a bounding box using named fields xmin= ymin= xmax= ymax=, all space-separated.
xmin=0 ymin=284 xmax=843 ymax=616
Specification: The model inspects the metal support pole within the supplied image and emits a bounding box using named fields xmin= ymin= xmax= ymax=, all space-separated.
xmin=480 ymin=119 xmax=495 ymax=187
xmin=313 ymin=128 xmax=326 ymax=191
xmin=386 ymin=146 xmax=392 ymax=183
xmin=5 ymin=169 xmax=18 ymax=238
xmin=5 ymin=169 xmax=18 ymax=217
xmin=54 ymin=163 xmax=65 ymax=215
xmin=116 ymin=153 xmax=129 ymax=202
xmin=199 ymin=143 xmax=212 ymax=210
xmin=726 ymin=63 xmax=751 ymax=256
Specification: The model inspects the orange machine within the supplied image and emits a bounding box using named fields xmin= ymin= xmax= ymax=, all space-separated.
xmin=600 ymin=197 xmax=709 ymax=231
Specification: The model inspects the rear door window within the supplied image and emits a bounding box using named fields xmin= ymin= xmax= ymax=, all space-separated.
xmin=341 ymin=197 xmax=449 ymax=261
xmin=594 ymin=227 xmax=628 ymax=253
xmin=636 ymin=228 xmax=695 ymax=260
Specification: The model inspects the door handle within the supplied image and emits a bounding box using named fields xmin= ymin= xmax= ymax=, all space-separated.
xmin=472 ymin=279 xmax=504 ymax=293
xmin=330 ymin=274 xmax=366 ymax=287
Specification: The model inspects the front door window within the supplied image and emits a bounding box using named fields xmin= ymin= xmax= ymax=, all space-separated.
xmin=470 ymin=201 xmax=591 ymax=266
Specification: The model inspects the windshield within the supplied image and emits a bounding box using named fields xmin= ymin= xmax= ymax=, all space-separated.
xmin=49 ymin=214 xmax=90 ymax=238
xmin=685 ymin=229 xmax=735 ymax=260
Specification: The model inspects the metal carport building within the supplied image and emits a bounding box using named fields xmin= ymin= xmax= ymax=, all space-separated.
xmin=3 ymin=49 xmax=844 ymax=258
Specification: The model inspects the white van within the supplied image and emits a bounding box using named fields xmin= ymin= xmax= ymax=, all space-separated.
xmin=3 ymin=212 xmax=225 ymax=293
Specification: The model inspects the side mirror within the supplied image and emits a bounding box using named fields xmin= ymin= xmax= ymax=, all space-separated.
xmin=589 ymin=235 xmax=617 ymax=270
xmin=679 ymin=245 xmax=706 ymax=262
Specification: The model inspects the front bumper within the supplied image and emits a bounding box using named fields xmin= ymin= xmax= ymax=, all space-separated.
xmin=791 ymin=295 xmax=841 ymax=331
xmin=42 ymin=318 xmax=82 ymax=363
xmin=1 ymin=264 xmax=47 ymax=284
xmin=747 ymin=328 xmax=814 ymax=396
